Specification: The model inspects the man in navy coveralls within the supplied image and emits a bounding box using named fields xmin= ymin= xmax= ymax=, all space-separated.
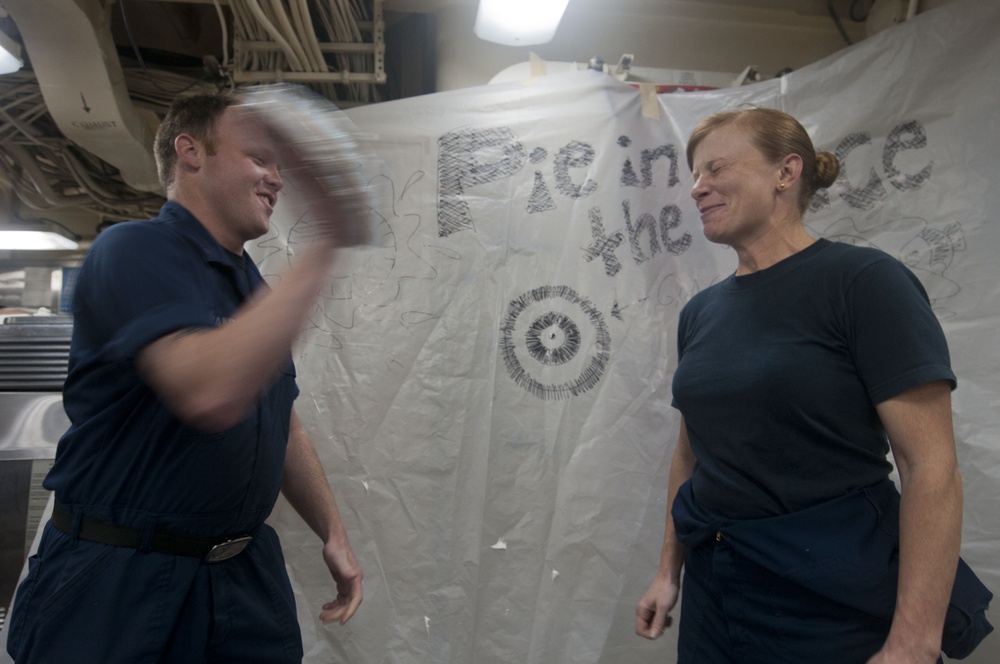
xmin=5 ymin=92 xmax=363 ymax=663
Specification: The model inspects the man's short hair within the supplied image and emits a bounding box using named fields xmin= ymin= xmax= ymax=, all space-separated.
xmin=153 ymin=92 xmax=241 ymax=195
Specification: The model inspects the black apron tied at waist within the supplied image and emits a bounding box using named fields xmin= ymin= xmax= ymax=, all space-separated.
xmin=671 ymin=479 xmax=993 ymax=659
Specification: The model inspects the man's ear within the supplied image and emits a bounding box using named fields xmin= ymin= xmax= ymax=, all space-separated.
xmin=174 ymin=133 xmax=202 ymax=172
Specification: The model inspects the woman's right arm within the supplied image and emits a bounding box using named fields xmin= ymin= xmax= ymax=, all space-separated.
xmin=635 ymin=417 xmax=697 ymax=639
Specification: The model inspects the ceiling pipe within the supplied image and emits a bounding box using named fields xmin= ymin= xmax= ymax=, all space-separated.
xmin=3 ymin=0 xmax=162 ymax=194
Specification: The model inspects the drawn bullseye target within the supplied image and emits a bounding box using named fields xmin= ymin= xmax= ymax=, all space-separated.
xmin=500 ymin=285 xmax=611 ymax=400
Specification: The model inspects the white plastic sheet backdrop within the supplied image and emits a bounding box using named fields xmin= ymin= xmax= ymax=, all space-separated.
xmin=254 ymin=0 xmax=1000 ymax=661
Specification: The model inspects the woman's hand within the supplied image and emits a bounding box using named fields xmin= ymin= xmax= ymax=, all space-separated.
xmin=635 ymin=574 xmax=681 ymax=639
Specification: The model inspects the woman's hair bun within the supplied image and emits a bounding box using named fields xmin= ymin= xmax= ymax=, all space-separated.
xmin=815 ymin=151 xmax=840 ymax=189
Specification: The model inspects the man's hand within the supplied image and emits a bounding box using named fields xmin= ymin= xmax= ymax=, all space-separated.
xmin=319 ymin=538 xmax=363 ymax=625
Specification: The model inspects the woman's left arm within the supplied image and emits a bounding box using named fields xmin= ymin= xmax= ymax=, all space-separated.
xmin=868 ymin=379 xmax=963 ymax=664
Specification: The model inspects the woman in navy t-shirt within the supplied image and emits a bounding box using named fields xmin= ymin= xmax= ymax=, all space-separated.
xmin=634 ymin=107 xmax=988 ymax=663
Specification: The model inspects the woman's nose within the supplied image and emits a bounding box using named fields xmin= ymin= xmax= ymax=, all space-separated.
xmin=691 ymin=175 xmax=708 ymax=200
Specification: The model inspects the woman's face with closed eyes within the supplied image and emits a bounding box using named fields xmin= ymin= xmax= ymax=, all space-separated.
xmin=689 ymin=123 xmax=785 ymax=249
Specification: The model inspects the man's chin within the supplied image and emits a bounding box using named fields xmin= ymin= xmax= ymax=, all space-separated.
xmin=255 ymin=216 xmax=271 ymax=238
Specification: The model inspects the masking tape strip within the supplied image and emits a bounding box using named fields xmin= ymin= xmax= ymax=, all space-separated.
xmin=529 ymin=52 xmax=547 ymax=79
xmin=639 ymin=83 xmax=660 ymax=120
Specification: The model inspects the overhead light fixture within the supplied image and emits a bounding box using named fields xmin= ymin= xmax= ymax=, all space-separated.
xmin=0 ymin=221 xmax=80 ymax=251
xmin=0 ymin=29 xmax=23 ymax=75
xmin=474 ymin=0 xmax=571 ymax=46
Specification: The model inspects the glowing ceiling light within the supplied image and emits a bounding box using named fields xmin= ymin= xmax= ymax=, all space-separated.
xmin=0 ymin=224 xmax=79 ymax=251
xmin=474 ymin=0 xmax=571 ymax=46
xmin=0 ymin=30 xmax=23 ymax=75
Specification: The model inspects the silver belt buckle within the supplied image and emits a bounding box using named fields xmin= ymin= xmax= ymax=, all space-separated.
xmin=205 ymin=535 xmax=253 ymax=562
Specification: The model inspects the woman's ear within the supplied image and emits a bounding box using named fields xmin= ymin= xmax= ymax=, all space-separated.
xmin=777 ymin=153 xmax=803 ymax=189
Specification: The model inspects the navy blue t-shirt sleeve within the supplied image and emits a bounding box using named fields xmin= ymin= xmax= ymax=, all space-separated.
xmin=846 ymin=257 xmax=956 ymax=405
xmin=670 ymin=300 xmax=694 ymax=410
xmin=75 ymin=223 xmax=218 ymax=362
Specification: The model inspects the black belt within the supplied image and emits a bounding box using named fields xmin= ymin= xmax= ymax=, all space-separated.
xmin=50 ymin=504 xmax=253 ymax=562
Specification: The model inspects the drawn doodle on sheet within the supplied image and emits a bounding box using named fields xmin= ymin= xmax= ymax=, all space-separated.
xmin=438 ymin=127 xmax=527 ymax=237
xmin=582 ymin=206 xmax=625 ymax=277
xmin=438 ymin=125 xmax=614 ymax=234
xmin=255 ymin=170 xmax=446 ymax=349
xmin=551 ymin=140 xmax=599 ymax=200
xmin=611 ymin=301 xmax=624 ymax=322
xmin=618 ymin=135 xmax=639 ymax=187
xmin=500 ymin=285 xmax=611 ymax=400
xmin=622 ymin=200 xmax=692 ymax=264
xmin=810 ymin=120 xmax=934 ymax=225
xmin=526 ymin=146 xmax=556 ymax=213
xmin=611 ymin=269 xmax=724 ymax=324
xmin=828 ymin=130 xmax=891 ymax=212
xmin=810 ymin=216 xmax=967 ymax=317
xmin=655 ymin=272 xmax=705 ymax=310
xmin=586 ymin=134 xmax=691 ymax=280
xmin=435 ymin=124 xmax=695 ymax=289
xmin=529 ymin=171 xmax=557 ymax=213
xmin=616 ymin=135 xmax=682 ymax=190
xmin=898 ymin=221 xmax=967 ymax=314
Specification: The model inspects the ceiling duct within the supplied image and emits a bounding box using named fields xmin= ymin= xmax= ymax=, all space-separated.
xmin=3 ymin=0 xmax=161 ymax=194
